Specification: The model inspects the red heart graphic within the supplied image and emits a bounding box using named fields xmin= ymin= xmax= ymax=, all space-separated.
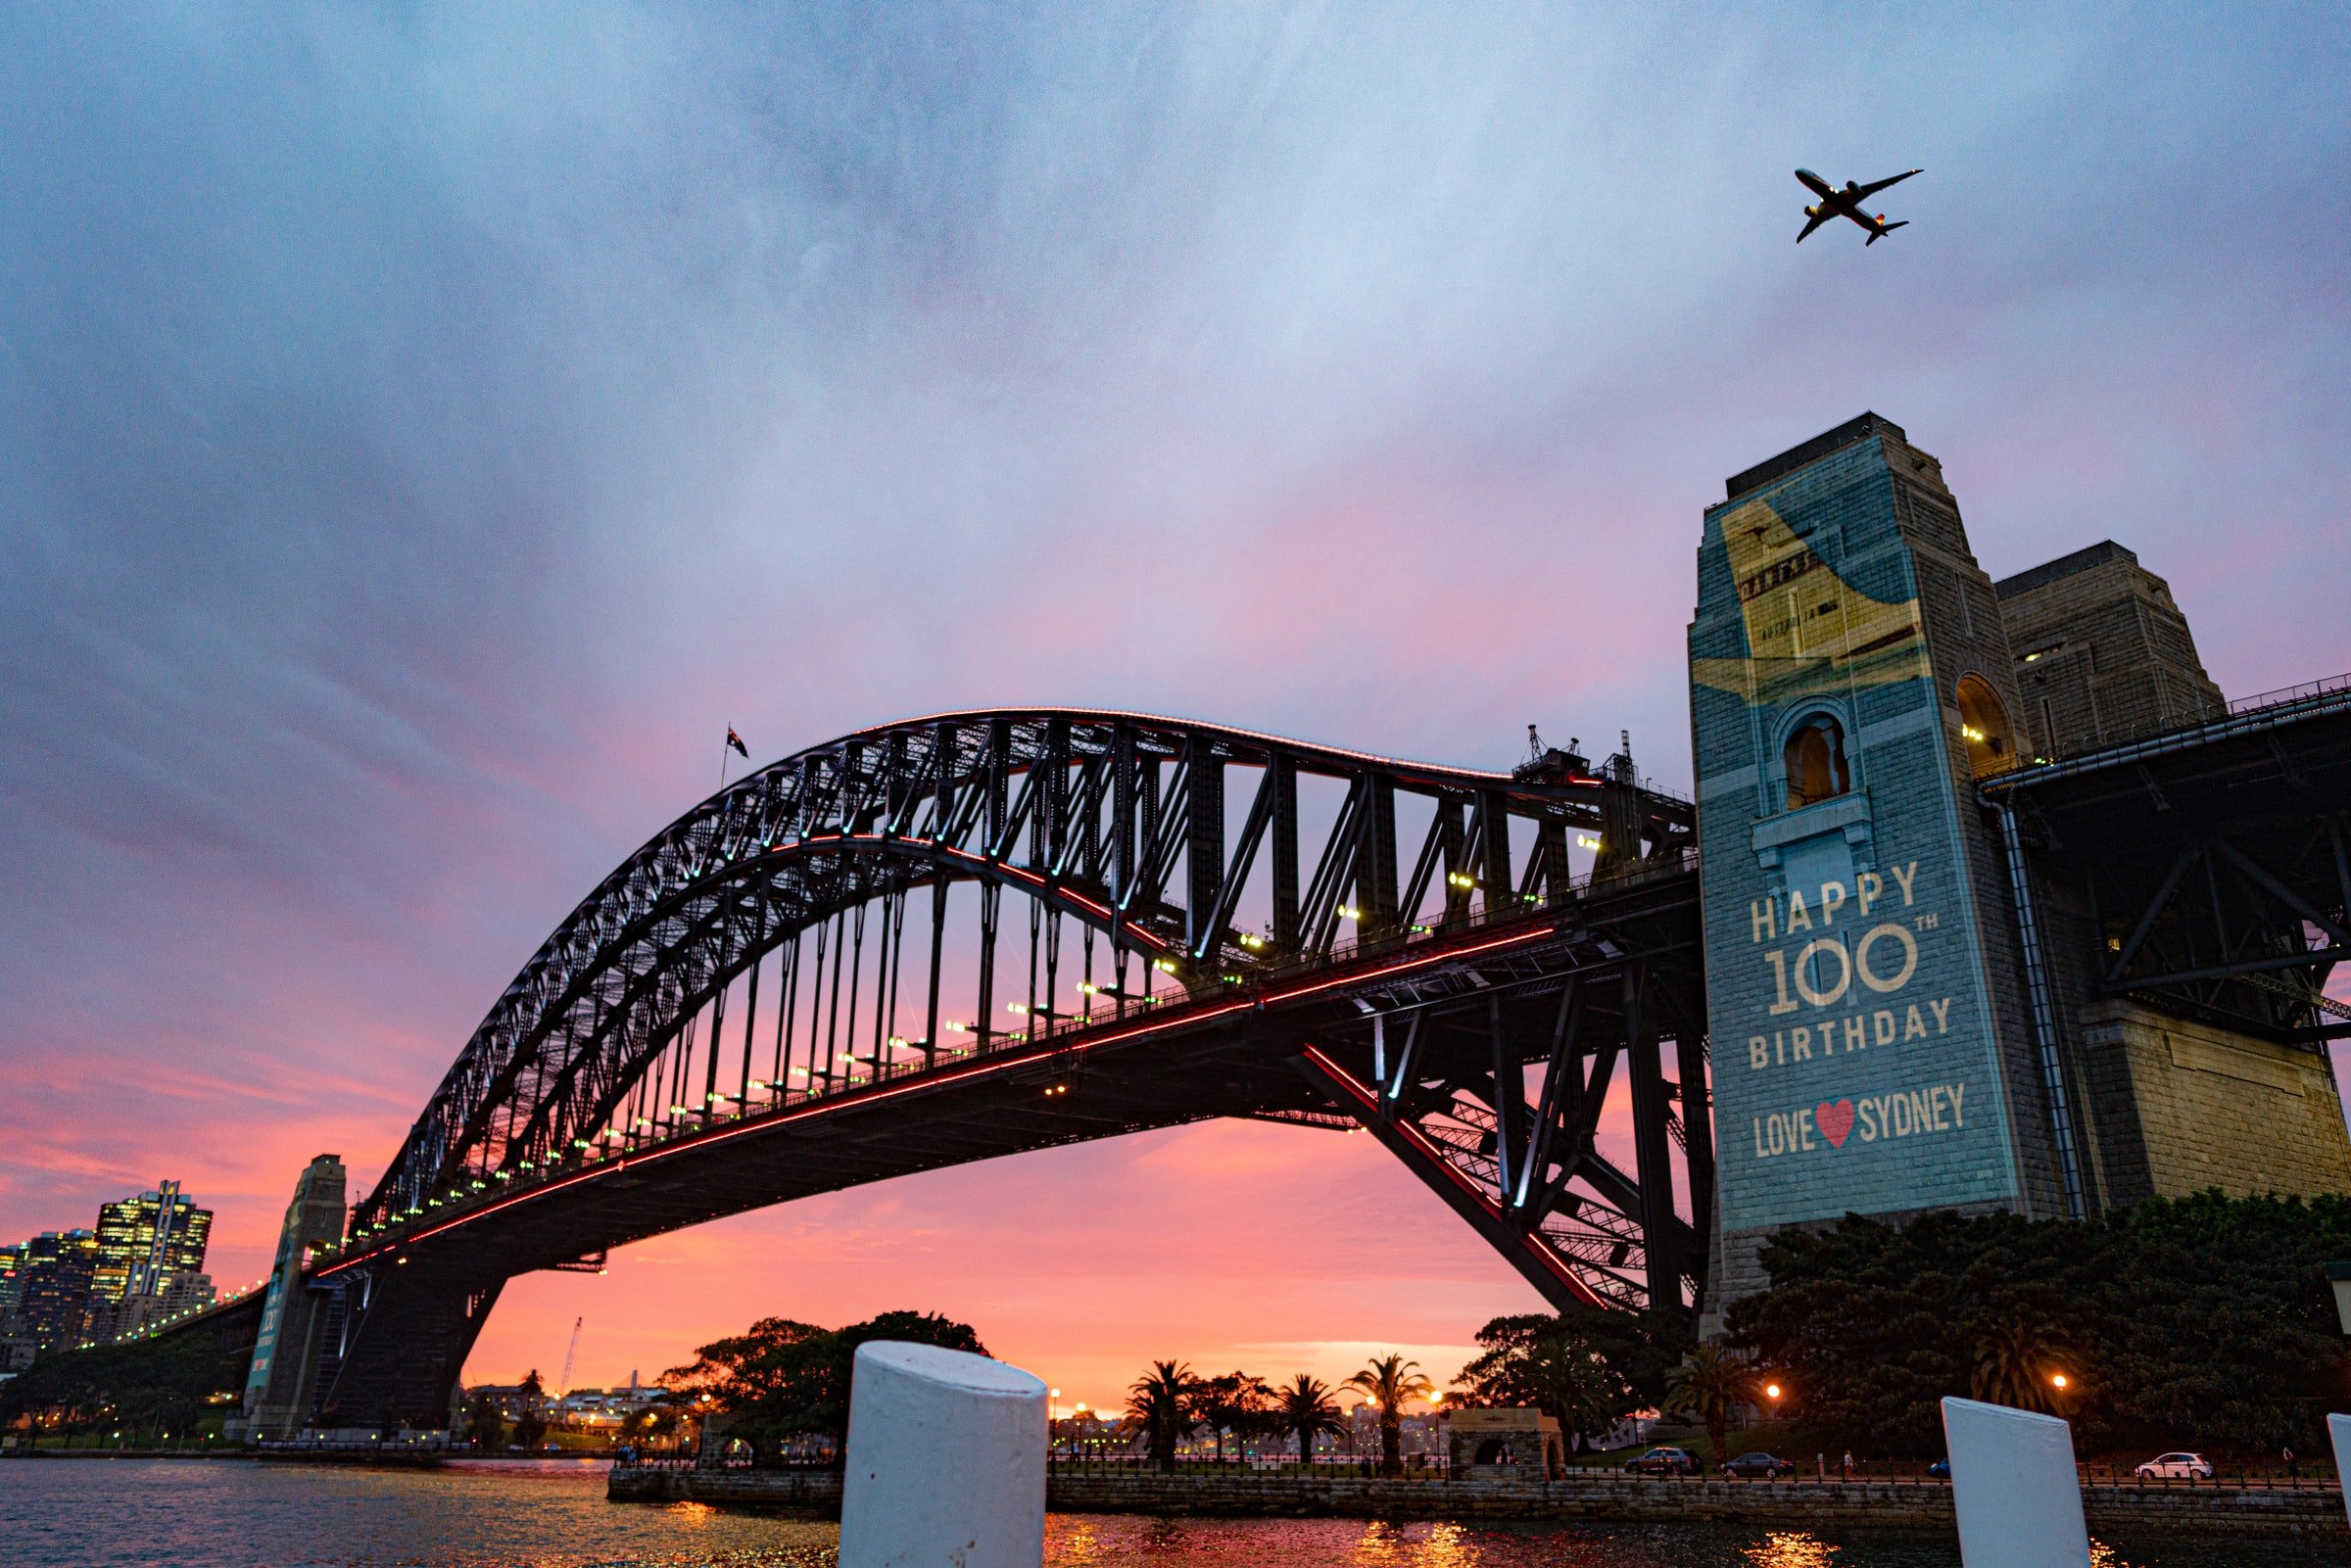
xmin=1816 ymin=1099 xmax=1855 ymax=1148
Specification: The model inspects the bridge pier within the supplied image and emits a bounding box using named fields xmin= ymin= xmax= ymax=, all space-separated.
xmin=312 ymin=1266 xmax=503 ymax=1435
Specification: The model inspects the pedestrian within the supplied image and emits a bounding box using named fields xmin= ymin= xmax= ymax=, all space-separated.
xmin=1816 ymin=1451 xmax=1826 ymax=1480
xmin=2284 ymin=1446 xmax=2296 ymax=1482
xmin=1842 ymin=1449 xmax=1853 ymax=1481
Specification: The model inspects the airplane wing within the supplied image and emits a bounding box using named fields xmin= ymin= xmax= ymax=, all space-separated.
xmin=1852 ymin=168 xmax=1921 ymax=199
xmin=1797 ymin=210 xmax=1833 ymax=243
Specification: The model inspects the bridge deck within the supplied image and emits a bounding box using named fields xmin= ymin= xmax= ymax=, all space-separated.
xmin=298 ymin=861 xmax=1702 ymax=1428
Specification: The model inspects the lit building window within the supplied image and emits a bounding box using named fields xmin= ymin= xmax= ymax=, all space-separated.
xmin=1783 ymin=716 xmax=1850 ymax=810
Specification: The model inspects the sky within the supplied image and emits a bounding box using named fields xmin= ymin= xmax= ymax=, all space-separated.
xmin=1 ymin=4 xmax=2346 ymax=1412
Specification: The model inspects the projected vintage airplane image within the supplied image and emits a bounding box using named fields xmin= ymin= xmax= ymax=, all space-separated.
xmin=1796 ymin=166 xmax=1922 ymax=245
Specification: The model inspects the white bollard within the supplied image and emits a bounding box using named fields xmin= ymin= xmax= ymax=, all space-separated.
xmin=839 ymin=1341 xmax=1047 ymax=1568
xmin=1941 ymin=1397 xmax=2090 ymax=1568
xmin=2330 ymin=1413 xmax=2351 ymax=1529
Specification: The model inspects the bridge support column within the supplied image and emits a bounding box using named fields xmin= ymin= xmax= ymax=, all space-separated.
xmin=1292 ymin=1043 xmax=1606 ymax=1311
xmin=1621 ymin=963 xmax=1682 ymax=1310
xmin=314 ymin=1267 xmax=504 ymax=1435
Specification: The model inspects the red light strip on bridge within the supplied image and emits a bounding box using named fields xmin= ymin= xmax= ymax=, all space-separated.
xmin=315 ymin=923 xmax=1555 ymax=1279
xmin=1297 ymin=1042 xmax=1602 ymax=1308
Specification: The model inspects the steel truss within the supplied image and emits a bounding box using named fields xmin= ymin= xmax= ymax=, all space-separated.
xmin=294 ymin=711 xmax=1696 ymax=1431
xmin=355 ymin=711 xmax=1691 ymax=1234
xmin=1291 ymin=870 xmax=1710 ymax=1314
xmin=1984 ymin=685 xmax=2351 ymax=1045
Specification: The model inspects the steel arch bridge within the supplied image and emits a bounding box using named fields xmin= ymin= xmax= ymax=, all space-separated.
xmin=293 ymin=709 xmax=1708 ymax=1430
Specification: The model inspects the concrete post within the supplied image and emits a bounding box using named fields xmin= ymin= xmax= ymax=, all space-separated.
xmin=840 ymin=1341 xmax=1046 ymax=1568
xmin=2329 ymin=1413 xmax=2351 ymax=1530
xmin=1941 ymin=1397 xmax=2090 ymax=1568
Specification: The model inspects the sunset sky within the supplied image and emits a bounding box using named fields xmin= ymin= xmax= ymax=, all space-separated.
xmin=3 ymin=5 xmax=2347 ymax=1412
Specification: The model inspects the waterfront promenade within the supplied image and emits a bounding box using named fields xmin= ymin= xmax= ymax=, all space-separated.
xmin=607 ymin=1460 xmax=2349 ymax=1539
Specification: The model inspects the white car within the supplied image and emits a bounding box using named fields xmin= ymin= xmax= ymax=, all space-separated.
xmin=2135 ymin=1452 xmax=2213 ymax=1480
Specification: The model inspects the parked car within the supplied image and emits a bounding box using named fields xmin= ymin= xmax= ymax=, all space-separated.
xmin=1720 ymin=1450 xmax=1796 ymax=1479
xmin=1625 ymin=1447 xmax=1700 ymax=1476
xmin=2135 ymin=1452 xmax=2213 ymax=1480
xmin=1926 ymin=1459 xmax=1950 ymax=1479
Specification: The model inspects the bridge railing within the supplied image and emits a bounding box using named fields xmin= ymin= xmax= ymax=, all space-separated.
xmin=2228 ymin=668 xmax=2351 ymax=716
xmin=1976 ymin=667 xmax=2351 ymax=785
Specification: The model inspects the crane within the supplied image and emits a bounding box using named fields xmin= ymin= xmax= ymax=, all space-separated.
xmin=557 ymin=1316 xmax=582 ymax=1399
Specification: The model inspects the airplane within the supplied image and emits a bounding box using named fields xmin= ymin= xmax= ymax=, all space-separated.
xmin=1796 ymin=166 xmax=1922 ymax=246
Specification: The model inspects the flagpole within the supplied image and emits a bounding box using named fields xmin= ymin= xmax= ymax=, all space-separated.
xmin=719 ymin=731 xmax=732 ymax=792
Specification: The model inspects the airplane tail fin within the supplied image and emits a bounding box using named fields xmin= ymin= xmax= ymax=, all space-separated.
xmin=1865 ymin=220 xmax=1908 ymax=247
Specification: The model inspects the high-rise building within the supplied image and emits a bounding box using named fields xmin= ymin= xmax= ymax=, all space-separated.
xmin=0 ymin=1241 xmax=26 ymax=1326
xmin=92 ymin=1179 xmax=213 ymax=1305
xmin=14 ymin=1230 xmax=101 ymax=1352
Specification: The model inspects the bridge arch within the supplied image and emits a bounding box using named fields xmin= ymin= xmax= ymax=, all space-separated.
xmin=303 ymin=710 xmax=1705 ymax=1431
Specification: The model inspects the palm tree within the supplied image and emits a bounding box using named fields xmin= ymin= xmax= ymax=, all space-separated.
xmin=1972 ymin=1318 xmax=2066 ymax=1413
xmin=1662 ymin=1345 xmax=1751 ymax=1463
xmin=512 ymin=1368 xmax=550 ymax=1449
xmin=1343 ymin=1354 xmax=1435 ymax=1476
xmin=1274 ymin=1373 xmax=1345 ymax=1472
xmin=1126 ymin=1359 xmax=1198 ymax=1471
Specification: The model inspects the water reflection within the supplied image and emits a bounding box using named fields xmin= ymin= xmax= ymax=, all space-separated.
xmin=0 ymin=1461 xmax=2331 ymax=1568
xmin=1347 ymin=1520 xmax=1485 ymax=1566
xmin=1744 ymin=1533 xmax=1841 ymax=1568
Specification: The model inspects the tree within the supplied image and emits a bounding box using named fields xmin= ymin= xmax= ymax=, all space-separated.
xmin=1452 ymin=1307 xmax=1654 ymax=1448
xmin=1343 ymin=1354 xmax=1434 ymax=1476
xmin=1972 ymin=1316 xmax=2068 ymax=1413
xmin=661 ymin=1309 xmax=987 ymax=1458
xmin=1273 ymin=1373 xmax=1345 ymax=1471
xmin=1662 ymin=1345 xmax=1752 ymax=1461
xmin=465 ymin=1389 xmax=506 ymax=1450
xmin=0 ymin=1331 xmax=241 ymax=1446
xmin=1125 ymin=1359 xmax=1197 ymax=1470
xmin=1730 ymin=1194 xmax=2351 ymax=1455
xmin=620 ymin=1402 xmax=679 ymax=1447
xmin=511 ymin=1369 xmax=549 ymax=1449
xmin=1191 ymin=1371 xmax=1271 ymax=1464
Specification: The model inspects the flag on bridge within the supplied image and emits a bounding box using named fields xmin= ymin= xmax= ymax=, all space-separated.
xmin=726 ymin=727 xmax=749 ymax=759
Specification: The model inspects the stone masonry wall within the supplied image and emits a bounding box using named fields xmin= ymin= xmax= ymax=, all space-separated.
xmin=2076 ymin=999 xmax=2351 ymax=1201
xmin=1884 ymin=436 xmax=2075 ymax=1222
xmin=1994 ymin=542 xmax=2227 ymax=758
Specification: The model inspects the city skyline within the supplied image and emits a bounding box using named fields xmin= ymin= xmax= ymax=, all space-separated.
xmin=3 ymin=6 xmax=2348 ymax=1412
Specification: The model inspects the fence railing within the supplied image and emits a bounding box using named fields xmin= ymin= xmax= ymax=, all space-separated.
xmin=604 ymin=1447 xmax=2341 ymax=1494
xmin=1045 ymin=1449 xmax=1450 ymax=1479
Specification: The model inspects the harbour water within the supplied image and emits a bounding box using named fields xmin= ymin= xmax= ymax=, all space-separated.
xmin=0 ymin=1457 xmax=2332 ymax=1567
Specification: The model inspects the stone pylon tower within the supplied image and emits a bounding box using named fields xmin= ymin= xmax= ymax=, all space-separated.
xmin=1688 ymin=414 xmax=2070 ymax=1302
xmin=230 ymin=1153 xmax=347 ymax=1440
